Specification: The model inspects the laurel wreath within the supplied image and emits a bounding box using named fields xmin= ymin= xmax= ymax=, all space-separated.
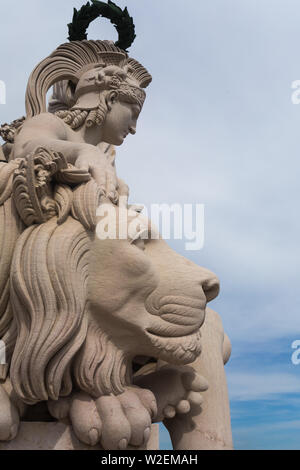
xmin=68 ymin=0 xmax=136 ymax=52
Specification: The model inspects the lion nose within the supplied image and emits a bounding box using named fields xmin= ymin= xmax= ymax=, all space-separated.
xmin=201 ymin=271 xmax=220 ymax=302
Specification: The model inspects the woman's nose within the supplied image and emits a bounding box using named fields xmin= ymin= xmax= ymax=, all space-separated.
xmin=129 ymin=126 xmax=136 ymax=135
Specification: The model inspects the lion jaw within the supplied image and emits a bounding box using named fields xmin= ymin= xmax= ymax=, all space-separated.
xmin=143 ymin=293 xmax=206 ymax=364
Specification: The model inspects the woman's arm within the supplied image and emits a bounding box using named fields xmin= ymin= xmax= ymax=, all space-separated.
xmin=13 ymin=113 xmax=117 ymax=198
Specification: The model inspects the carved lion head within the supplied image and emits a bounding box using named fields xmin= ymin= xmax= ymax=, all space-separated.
xmin=0 ymin=153 xmax=219 ymax=406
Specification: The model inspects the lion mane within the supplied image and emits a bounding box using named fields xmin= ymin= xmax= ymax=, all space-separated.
xmin=0 ymin=154 xmax=131 ymax=405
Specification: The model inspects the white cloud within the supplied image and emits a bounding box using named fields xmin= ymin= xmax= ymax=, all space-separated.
xmin=228 ymin=371 xmax=300 ymax=401
xmin=236 ymin=420 xmax=300 ymax=433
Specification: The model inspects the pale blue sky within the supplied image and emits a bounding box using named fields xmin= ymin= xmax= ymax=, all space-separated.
xmin=1 ymin=0 xmax=300 ymax=450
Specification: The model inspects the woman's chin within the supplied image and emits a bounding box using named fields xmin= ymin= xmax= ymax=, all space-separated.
xmin=108 ymin=136 xmax=125 ymax=146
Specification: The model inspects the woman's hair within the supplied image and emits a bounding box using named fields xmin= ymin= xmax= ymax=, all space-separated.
xmin=26 ymin=40 xmax=151 ymax=118
xmin=54 ymin=91 xmax=110 ymax=130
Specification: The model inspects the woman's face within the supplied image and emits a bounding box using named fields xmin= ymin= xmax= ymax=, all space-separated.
xmin=101 ymin=99 xmax=141 ymax=146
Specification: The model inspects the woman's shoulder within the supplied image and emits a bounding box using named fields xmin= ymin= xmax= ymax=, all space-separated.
xmin=22 ymin=112 xmax=67 ymax=138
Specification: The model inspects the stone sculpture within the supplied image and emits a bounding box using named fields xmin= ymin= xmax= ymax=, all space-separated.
xmin=0 ymin=1 xmax=233 ymax=450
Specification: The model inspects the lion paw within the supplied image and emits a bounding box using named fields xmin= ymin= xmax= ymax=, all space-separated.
xmin=134 ymin=365 xmax=208 ymax=422
xmin=47 ymin=387 xmax=156 ymax=450
xmin=48 ymin=393 xmax=103 ymax=447
xmin=96 ymin=387 xmax=155 ymax=449
xmin=0 ymin=384 xmax=20 ymax=441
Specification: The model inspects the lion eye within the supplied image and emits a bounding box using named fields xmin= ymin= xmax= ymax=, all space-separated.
xmin=132 ymin=238 xmax=146 ymax=251
xmin=130 ymin=227 xmax=148 ymax=251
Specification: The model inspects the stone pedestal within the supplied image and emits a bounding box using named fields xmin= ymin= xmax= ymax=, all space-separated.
xmin=0 ymin=422 xmax=159 ymax=450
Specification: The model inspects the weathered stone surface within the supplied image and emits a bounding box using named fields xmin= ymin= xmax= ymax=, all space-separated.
xmin=0 ymin=422 xmax=159 ymax=450
xmin=0 ymin=3 xmax=233 ymax=451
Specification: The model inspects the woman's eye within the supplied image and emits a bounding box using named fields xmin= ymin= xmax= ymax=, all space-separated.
xmin=132 ymin=106 xmax=141 ymax=119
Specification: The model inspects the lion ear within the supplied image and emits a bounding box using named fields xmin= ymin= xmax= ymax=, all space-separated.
xmin=54 ymin=184 xmax=73 ymax=226
xmin=71 ymin=179 xmax=102 ymax=231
